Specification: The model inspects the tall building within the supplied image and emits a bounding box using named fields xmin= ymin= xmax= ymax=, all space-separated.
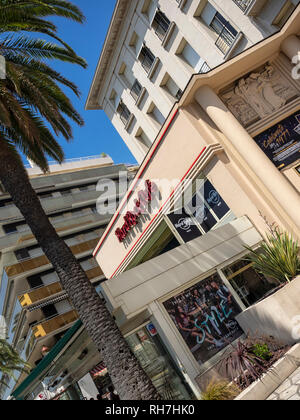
xmin=86 ymin=0 xmax=300 ymax=163
xmin=90 ymin=8 xmax=300 ymax=399
xmin=0 ymin=156 xmax=135 ymax=399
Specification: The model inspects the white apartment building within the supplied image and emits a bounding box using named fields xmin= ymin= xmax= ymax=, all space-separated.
xmin=0 ymin=156 xmax=136 ymax=399
xmin=86 ymin=0 xmax=300 ymax=163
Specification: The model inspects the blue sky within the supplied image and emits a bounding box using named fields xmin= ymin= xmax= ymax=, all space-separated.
xmin=28 ymin=0 xmax=137 ymax=166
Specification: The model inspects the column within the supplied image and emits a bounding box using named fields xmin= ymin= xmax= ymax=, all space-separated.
xmin=281 ymin=35 xmax=300 ymax=61
xmin=195 ymin=85 xmax=300 ymax=237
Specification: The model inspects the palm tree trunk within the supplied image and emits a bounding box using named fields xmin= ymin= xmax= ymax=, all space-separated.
xmin=0 ymin=143 xmax=161 ymax=400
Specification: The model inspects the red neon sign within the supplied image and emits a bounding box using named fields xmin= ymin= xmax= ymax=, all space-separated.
xmin=115 ymin=180 xmax=159 ymax=243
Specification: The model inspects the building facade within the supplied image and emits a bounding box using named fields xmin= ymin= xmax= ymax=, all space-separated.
xmin=86 ymin=0 xmax=300 ymax=163
xmin=0 ymin=156 xmax=135 ymax=399
xmin=91 ymin=9 xmax=300 ymax=399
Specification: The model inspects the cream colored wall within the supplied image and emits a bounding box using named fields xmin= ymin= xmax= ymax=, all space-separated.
xmin=282 ymin=163 xmax=300 ymax=192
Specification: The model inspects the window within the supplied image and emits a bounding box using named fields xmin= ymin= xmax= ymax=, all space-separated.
xmin=135 ymin=128 xmax=152 ymax=153
xmin=223 ymin=258 xmax=275 ymax=307
xmin=15 ymin=248 xmax=30 ymax=261
xmin=4 ymin=224 xmax=18 ymax=234
xmin=138 ymin=46 xmax=155 ymax=73
xmin=296 ymin=165 xmax=300 ymax=175
xmin=201 ymin=3 xmax=238 ymax=54
xmin=147 ymin=102 xmax=166 ymax=126
xmin=160 ymin=73 xmax=182 ymax=100
xmin=117 ymin=101 xmax=131 ymax=125
xmin=152 ymin=10 xmax=171 ymax=41
xmin=130 ymin=79 xmax=143 ymax=102
xmin=185 ymin=179 xmax=231 ymax=234
xmin=273 ymin=1 xmax=298 ymax=28
xmin=176 ymin=39 xmax=201 ymax=69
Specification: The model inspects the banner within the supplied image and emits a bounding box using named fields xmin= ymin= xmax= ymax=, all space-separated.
xmin=163 ymin=274 xmax=243 ymax=365
xmin=254 ymin=111 xmax=300 ymax=169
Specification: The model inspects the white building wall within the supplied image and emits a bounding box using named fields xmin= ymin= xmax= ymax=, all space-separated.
xmin=95 ymin=0 xmax=299 ymax=163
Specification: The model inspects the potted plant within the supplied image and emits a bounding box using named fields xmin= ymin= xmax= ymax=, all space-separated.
xmin=236 ymin=228 xmax=300 ymax=345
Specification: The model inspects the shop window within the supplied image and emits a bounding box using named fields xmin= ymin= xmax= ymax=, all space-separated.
xmin=126 ymin=326 xmax=192 ymax=399
xmin=222 ymin=258 xmax=277 ymax=308
xmin=186 ymin=179 xmax=231 ymax=234
xmin=163 ymin=273 xmax=243 ymax=366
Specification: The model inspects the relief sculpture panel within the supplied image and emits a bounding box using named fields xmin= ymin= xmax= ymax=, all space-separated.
xmin=221 ymin=63 xmax=299 ymax=127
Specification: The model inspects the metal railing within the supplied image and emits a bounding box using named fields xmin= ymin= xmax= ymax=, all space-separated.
xmin=232 ymin=0 xmax=253 ymax=12
xmin=139 ymin=46 xmax=155 ymax=73
xmin=117 ymin=102 xmax=131 ymax=125
xmin=130 ymin=80 xmax=142 ymax=102
xmin=152 ymin=11 xmax=171 ymax=41
xmin=215 ymin=25 xmax=238 ymax=54
xmin=199 ymin=61 xmax=211 ymax=74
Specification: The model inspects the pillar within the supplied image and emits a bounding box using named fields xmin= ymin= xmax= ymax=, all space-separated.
xmin=195 ymin=85 xmax=300 ymax=238
xmin=281 ymin=35 xmax=300 ymax=61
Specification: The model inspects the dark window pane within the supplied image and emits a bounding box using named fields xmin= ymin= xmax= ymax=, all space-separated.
xmin=203 ymin=180 xmax=230 ymax=220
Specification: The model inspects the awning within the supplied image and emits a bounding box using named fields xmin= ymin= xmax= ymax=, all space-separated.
xmin=11 ymin=319 xmax=82 ymax=400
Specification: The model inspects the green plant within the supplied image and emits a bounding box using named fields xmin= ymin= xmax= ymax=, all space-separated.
xmin=0 ymin=339 xmax=31 ymax=387
xmin=245 ymin=229 xmax=300 ymax=284
xmin=201 ymin=380 xmax=240 ymax=401
xmin=250 ymin=343 xmax=272 ymax=361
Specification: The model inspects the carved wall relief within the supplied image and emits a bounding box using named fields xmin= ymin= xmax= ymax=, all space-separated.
xmin=221 ymin=63 xmax=299 ymax=127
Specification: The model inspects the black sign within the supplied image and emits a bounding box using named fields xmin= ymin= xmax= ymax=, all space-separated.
xmin=254 ymin=111 xmax=300 ymax=169
xmin=167 ymin=210 xmax=202 ymax=243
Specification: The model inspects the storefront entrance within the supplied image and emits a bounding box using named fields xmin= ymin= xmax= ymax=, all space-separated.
xmin=126 ymin=325 xmax=192 ymax=400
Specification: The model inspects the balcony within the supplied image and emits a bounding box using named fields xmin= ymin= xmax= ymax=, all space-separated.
xmin=5 ymin=237 xmax=100 ymax=279
xmin=32 ymin=310 xmax=78 ymax=338
xmin=232 ymin=0 xmax=253 ymax=12
xmin=18 ymin=266 xmax=103 ymax=307
xmin=0 ymin=189 xmax=101 ymax=223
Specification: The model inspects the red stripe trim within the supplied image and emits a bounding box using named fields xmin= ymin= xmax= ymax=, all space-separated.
xmin=93 ymin=109 xmax=179 ymax=257
xmin=110 ymin=147 xmax=207 ymax=278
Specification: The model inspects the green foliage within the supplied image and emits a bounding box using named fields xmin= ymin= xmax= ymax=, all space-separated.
xmin=0 ymin=0 xmax=87 ymax=172
xmin=201 ymin=380 xmax=240 ymax=401
xmin=250 ymin=343 xmax=272 ymax=361
xmin=246 ymin=229 xmax=300 ymax=284
xmin=0 ymin=339 xmax=31 ymax=387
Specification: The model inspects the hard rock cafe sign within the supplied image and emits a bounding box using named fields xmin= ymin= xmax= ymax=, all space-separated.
xmin=115 ymin=180 xmax=159 ymax=243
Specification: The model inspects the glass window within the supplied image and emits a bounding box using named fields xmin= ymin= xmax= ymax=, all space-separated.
xmin=126 ymin=326 xmax=192 ymax=400
xmin=186 ymin=179 xmax=231 ymax=234
xmin=222 ymin=258 xmax=276 ymax=307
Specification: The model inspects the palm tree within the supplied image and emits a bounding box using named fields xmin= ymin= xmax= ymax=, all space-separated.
xmin=0 ymin=339 xmax=31 ymax=389
xmin=0 ymin=0 xmax=160 ymax=400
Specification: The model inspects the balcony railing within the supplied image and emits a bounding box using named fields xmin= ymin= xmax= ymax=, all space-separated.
xmin=18 ymin=266 xmax=103 ymax=308
xmin=32 ymin=310 xmax=78 ymax=338
xmin=152 ymin=11 xmax=171 ymax=41
xmin=5 ymin=237 xmax=99 ymax=278
xmin=139 ymin=47 xmax=155 ymax=74
xmin=199 ymin=61 xmax=211 ymax=74
xmin=215 ymin=25 xmax=238 ymax=54
xmin=130 ymin=80 xmax=142 ymax=102
xmin=232 ymin=0 xmax=252 ymax=12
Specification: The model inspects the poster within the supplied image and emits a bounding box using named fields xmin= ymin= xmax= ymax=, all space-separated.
xmin=163 ymin=274 xmax=243 ymax=365
xmin=254 ymin=111 xmax=300 ymax=169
